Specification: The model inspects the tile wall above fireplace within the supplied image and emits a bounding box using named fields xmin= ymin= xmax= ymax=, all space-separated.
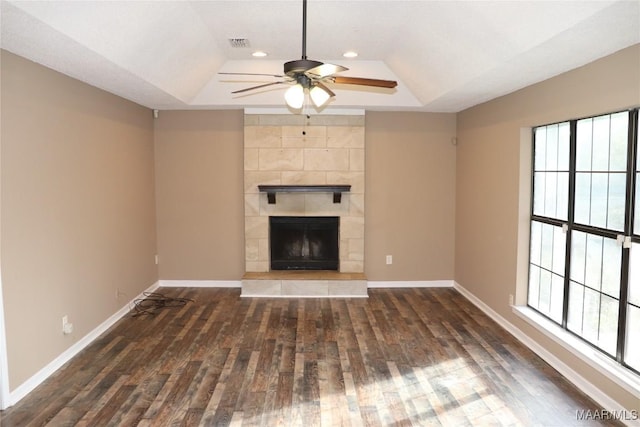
xmin=243 ymin=113 xmax=365 ymax=274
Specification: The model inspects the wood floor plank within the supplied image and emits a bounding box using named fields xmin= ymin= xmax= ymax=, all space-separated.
xmin=190 ymin=349 xmax=229 ymax=411
xmin=83 ymin=383 xmax=136 ymax=426
xmin=0 ymin=287 xmax=625 ymax=426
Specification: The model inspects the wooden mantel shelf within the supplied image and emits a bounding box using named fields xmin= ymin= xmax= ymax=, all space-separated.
xmin=258 ymin=184 xmax=351 ymax=204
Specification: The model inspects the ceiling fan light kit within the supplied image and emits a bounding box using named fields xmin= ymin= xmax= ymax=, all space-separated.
xmin=284 ymin=84 xmax=305 ymax=109
xmin=221 ymin=0 xmax=397 ymax=112
xmin=284 ymin=83 xmax=331 ymax=109
xmin=309 ymin=85 xmax=331 ymax=107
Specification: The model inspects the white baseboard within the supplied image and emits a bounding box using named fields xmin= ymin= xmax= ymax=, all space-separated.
xmin=157 ymin=280 xmax=454 ymax=290
xmin=7 ymin=281 xmax=160 ymax=407
xmin=367 ymin=280 xmax=454 ymax=288
xmin=453 ymin=281 xmax=640 ymax=427
xmin=158 ymin=280 xmax=241 ymax=288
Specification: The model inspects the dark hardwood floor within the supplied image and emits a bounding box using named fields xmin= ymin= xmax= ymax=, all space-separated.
xmin=0 ymin=287 xmax=622 ymax=426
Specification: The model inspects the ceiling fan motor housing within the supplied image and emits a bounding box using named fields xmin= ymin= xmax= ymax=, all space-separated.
xmin=284 ymin=59 xmax=323 ymax=77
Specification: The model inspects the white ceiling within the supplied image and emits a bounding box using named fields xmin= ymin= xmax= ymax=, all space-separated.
xmin=1 ymin=0 xmax=639 ymax=113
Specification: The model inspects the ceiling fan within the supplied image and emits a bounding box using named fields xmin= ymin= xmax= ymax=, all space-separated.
xmin=219 ymin=0 xmax=398 ymax=109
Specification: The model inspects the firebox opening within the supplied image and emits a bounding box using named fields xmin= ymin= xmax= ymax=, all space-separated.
xmin=269 ymin=216 xmax=339 ymax=271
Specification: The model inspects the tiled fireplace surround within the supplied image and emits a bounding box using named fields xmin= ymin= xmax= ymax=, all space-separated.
xmin=242 ymin=113 xmax=367 ymax=297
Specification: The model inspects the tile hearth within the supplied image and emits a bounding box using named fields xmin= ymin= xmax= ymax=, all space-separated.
xmin=241 ymin=271 xmax=368 ymax=298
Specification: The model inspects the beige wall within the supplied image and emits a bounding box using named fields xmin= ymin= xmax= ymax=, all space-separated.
xmin=0 ymin=51 xmax=158 ymax=390
xmin=365 ymin=112 xmax=457 ymax=281
xmin=154 ymin=110 xmax=245 ymax=280
xmin=456 ymin=44 xmax=640 ymax=412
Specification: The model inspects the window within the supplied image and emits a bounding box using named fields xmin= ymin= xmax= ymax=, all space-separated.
xmin=528 ymin=109 xmax=639 ymax=374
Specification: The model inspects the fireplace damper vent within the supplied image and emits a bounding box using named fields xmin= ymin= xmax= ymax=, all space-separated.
xmin=270 ymin=216 xmax=339 ymax=271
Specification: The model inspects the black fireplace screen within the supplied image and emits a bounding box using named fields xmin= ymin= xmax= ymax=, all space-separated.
xmin=269 ymin=216 xmax=339 ymax=270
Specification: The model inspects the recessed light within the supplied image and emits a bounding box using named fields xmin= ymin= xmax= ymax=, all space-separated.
xmin=252 ymin=51 xmax=268 ymax=57
xmin=343 ymin=51 xmax=358 ymax=58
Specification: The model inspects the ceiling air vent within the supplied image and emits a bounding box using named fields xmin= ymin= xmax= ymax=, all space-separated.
xmin=228 ymin=38 xmax=250 ymax=48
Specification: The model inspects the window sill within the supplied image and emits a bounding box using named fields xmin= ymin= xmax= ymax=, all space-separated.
xmin=512 ymin=305 xmax=640 ymax=398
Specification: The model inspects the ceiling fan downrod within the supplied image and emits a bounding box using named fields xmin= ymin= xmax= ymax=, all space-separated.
xmin=284 ymin=0 xmax=322 ymax=76
xmin=302 ymin=0 xmax=307 ymax=60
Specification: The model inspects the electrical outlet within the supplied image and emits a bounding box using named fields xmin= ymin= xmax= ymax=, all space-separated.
xmin=62 ymin=315 xmax=73 ymax=335
xmin=509 ymin=294 xmax=514 ymax=306
xmin=155 ymin=254 xmax=159 ymax=265
xmin=386 ymin=255 xmax=393 ymax=265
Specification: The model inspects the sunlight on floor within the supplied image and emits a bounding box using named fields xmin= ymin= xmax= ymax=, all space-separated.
xmin=222 ymin=355 xmax=520 ymax=426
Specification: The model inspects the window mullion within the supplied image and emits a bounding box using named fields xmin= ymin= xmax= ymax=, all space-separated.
xmin=623 ymin=109 xmax=638 ymax=236
xmin=629 ymin=109 xmax=639 ymax=237
xmin=562 ymin=120 xmax=578 ymax=329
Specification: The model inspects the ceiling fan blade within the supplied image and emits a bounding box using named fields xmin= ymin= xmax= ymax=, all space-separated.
xmin=232 ymin=81 xmax=285 ymax=94
xmin=316 ymin=82 xmax=335 ymax=97
xmin=332 ymin=76 xmax=398 ymax=88
xmin=305 ymin=63 xmax=348 ymax=78
xmin=220 ymin=72 xmax=285 ymax=78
